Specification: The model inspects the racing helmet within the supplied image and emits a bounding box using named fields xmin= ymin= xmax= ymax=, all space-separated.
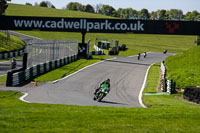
xmin=106 ymin=78 xmax=110 ymax=83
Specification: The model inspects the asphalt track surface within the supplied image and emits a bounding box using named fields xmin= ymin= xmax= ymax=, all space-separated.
xmin=0 ymin=31 xmax=172 ymax=108
xmin=0 ymin=60 xmax=22 ymax=75
xmin=1 ymin=52 xmax=172 ymax=108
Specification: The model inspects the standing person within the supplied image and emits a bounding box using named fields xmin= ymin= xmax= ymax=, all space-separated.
xmin=137 ymin=53 xmax=141 ymax=60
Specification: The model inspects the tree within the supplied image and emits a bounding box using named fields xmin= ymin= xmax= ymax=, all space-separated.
xmin=0 ymin=0 xmax=10 ymax=15
xmin=66 ymin=2 xmax=84 ymax=11
xmin=150 ymin=11 xmax=158 ymax=20
xmin=191 ymin=10 xmax=199 ymax=21
xmin=95 ymin=3 xmax=102 ymax=14
xmin=167 ymin=9 xmax=183 ymax=20
xmin=25 ymin=2 xmax=32 ymax=6
xmin=84 ymin=4 xmax=94 ymax=13
xmin=99 ymin=4 xmax=115 ymax=17
xmin=39 ymin=1 xmax=56 ymax=8
xmin=158 ymin=9 xmax=167 ymax=20
xmin=39 ymin=1 xmax=48 ymax=8
xmin=139 ymin=8 xmax=149 ymax=20
xmin=197 ymin=14 xmax=200 ymax=21
xmin=184 ymin=11 xmax=192 ymax=21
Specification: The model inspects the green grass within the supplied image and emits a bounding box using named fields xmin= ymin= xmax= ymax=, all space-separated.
xmin=143 ymin=63 xmax=161 ymax=93
xmin=6 ymin=3 xmax=113 ymax=19
xmin=0 ymin=3 xmax=199 ymax=132
xmin=16 ymin=31 xmax=196 ymax=56
xmin=0 ymin=75 xmax=6 ymax=83
xmin=0 ymin=32 xmax=24 ymax=53
xmin=35 ymin=55 xmax=112 ymax=82
xmin=165 ymin=46 xmax=200 ymax=88
xmin=0 ymin=63 xmax=200 ymax=132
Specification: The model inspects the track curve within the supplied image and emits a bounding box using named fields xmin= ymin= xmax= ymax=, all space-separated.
xmin=22 ymin=52 xmax=172 ymax=107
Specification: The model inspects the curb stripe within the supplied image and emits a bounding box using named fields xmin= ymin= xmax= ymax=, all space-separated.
xmin=138 ymin=64 xmax=153 ymax=108
xmin=19 ymin=92 xmax=31 ymax=103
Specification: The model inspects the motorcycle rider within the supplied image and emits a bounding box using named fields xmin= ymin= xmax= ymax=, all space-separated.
xmin=94 ymin=78 xmax=111 ymax=95
xmin=137 ymin=53 xmax=141 ymax=60
xmin=11 ymin=57 xmax=17 ymax=69
xmin=144 ymin=52 xmax=147 ymax=58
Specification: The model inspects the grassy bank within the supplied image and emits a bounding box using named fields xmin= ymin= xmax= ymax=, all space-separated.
xmin=0 ymin=63 xmax=200 ymax=132
xmin=6 ymin=3 xmax=113 ymax=19
xmin=0 ymin=32 xmax=24 ymax=53
xmin=165 ymin=46 xmax=200 ymax=88
xmin=16 ymin=31 xmax=196 ymax=56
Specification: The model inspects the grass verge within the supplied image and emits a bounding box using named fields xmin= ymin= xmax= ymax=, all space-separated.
xmin=0 ymin=32 xmax=24 ymax=53
xmin=0 ymin=75 xmax=6 ymax=83
xmin=35 ymin=55 xmax=112 ymax=82
xmin=165 ymin=46 xmax=200 ymax=88
xmin=0 ymin=63 xmax=200 ymax=132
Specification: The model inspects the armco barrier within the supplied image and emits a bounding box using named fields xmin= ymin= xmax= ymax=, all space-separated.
xmin=161 ymin=62 xmax=167 ymax=92
xmin=160 ymin=62 xmax=176 ymax=94
xmin=7 ymin=54 xmax=78 ymax=86
xmin=0 ymin=49 xmax=24 ymax=59
xmin=184 ymin=86 xmax=200 ymax=104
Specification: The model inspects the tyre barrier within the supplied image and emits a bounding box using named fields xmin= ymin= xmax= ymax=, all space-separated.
xmin=184 ymin=86 xmax=200 ymax=104
xmin=167 ymin=80 xmax=176 ymax=95
xmin=6 ymin=54 xmax=78 ymax=86
xmin=0 ymin=49 xmax=24 ymax=59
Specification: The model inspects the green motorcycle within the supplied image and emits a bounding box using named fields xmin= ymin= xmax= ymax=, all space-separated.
xmin=93 ymin=86 xmax=109 ymax=102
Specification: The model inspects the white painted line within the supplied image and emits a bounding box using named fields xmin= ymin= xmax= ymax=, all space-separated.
xmin=19 ymin=92 xmax=31 ymax=103
xmin=51 ymin=57 xmax=116 ymax=83
xmin=138 ymin=64 xmax=153 ymax=108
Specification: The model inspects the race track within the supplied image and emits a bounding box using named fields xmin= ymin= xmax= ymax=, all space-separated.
xmin=22 ymin=52 xmax=172 ymax=107
xmin=0 ymin=31 xmax=172 ymax=108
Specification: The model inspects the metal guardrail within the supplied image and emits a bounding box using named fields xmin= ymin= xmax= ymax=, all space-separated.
xmin=9 ymin=54 xmax=78 ymax=86
xmin=160 ymin=62 xmax=176 ymax=94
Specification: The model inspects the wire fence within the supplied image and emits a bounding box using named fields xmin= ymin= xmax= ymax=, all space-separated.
xmin=25 ymin=39 xmax=78 ymax=68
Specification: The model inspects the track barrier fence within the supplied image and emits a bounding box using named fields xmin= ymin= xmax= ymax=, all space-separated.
xmin=6 ymin=39 xmax=78 ymax=86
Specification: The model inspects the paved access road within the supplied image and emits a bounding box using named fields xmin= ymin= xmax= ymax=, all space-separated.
xmin=0 ymin=60 xmax=22 ymax=75
xmin=0 ymin=31 xmax=39 ymax=76
xmin=2 ymin=52 xmax=171 ymax=108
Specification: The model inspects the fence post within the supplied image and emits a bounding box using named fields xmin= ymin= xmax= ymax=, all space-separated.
xmin=23 ymin=53 xmax=28 ymax=70
xmin=6 ymin=71 xmax=13 ymax=86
